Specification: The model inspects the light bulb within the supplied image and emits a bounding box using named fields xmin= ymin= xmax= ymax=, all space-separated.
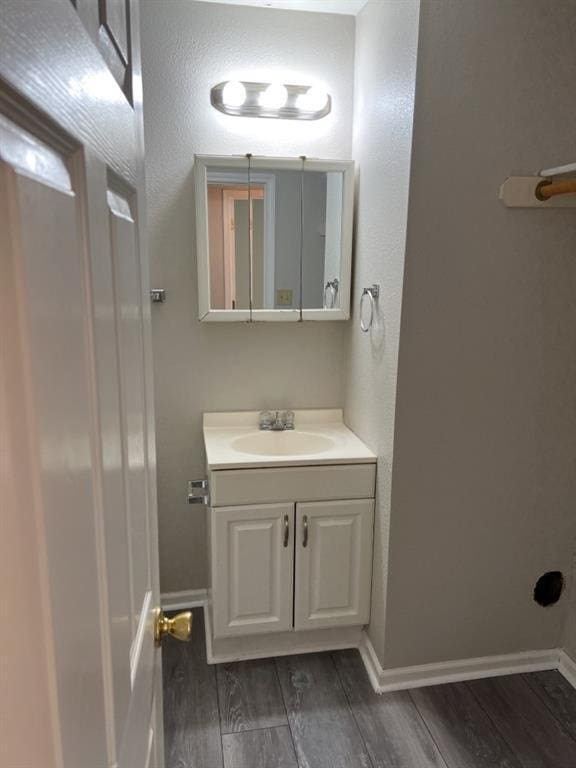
xmin=260 ymin=82 xmax=288 ymax=110
xmin=222 ymin=80 xmax=246 ymax=107
xmin=297 ymin=86 xmax=329 ymax=113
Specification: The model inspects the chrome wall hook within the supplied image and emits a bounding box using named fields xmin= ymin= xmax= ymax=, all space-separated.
xmin=324 ymin=278 xmax=339 ymax=309
xmin=150 ymin=289 xmax=166 ymax=303
xmin=360 ymin=284 xmax=380 ymax=332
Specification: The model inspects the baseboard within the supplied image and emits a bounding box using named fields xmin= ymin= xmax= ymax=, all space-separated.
xmin=558 ymin=650 xmax=576 ymax=689
xmin=359 ymin=631 xmax=560 ymax=694
xmin=161 ymin=588 xmax=208 ymax=611
xmin=203 ymin=604 xmax=361 ymax=665
xmin=358 ymin=628 xmax=386 ymax=692
xmin=193 ymin=601 xmax=575 ymax=693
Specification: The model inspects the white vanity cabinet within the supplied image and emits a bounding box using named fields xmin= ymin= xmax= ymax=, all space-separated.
xmin=207 ymin=463 xmax=376 ymax=652
xmin=202 ymin=409 xmax=377 ymax=662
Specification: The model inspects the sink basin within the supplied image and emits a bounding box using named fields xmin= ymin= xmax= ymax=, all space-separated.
xmin=203 ymin=410 xmax=377 ymax=469
xmin=231 ymin=431 xmax=336 ymax=457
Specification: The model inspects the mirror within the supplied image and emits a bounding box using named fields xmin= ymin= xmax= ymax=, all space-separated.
xmin=195 ymin=156 xmax=353 ymax=321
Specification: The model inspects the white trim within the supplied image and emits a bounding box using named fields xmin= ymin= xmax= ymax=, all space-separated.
xmin=130 ymin=590 xmax=152 ymax=687
xmin=263 ymin=179 xmax=276 ymax=308
xmin=161 ymin=588 xmax=208 ymax=611
xmin=302 ymin=308 xmax=350 ymax=321
xmin=203 ymin=604 xmax=361 ymax=664
xmin=540 ymin=161 xmax=576 ymax=177
xmin=194 ymin=592 xmax=576 ymax=694
xmin=194 ymin=0 xmax=369 ymax=16
xmin=202 ymin=308 xmax=349 ymax=322
xmin=558 ymin=650 xmax=576 ymax=689
xmin=144 ymin=726 xmax=154 ymax=768
xmin=359 ymin=631 xmax=560 ymax=694
xmin=200 ymin=309 xmax=251 ymax=322
xmin=358 ymin=629 xmax=387 ymax=692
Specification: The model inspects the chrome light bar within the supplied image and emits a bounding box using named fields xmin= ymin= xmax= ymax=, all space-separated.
xmin=210 ymin=80 xmax=332 ymax=121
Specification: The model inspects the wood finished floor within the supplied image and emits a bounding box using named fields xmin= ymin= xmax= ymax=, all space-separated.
xmin=163 ymin=609 xmax=576 ymax=768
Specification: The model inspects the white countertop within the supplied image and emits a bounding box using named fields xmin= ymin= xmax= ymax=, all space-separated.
xmin=203 ymin=409 xmax=376 ymax=470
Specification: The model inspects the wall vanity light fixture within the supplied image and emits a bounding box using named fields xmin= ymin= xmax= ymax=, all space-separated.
xmin=211 ymin=80 xmax=331 ymax=120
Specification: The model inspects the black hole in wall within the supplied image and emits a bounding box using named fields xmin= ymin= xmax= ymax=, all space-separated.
xmin=534 ymin=571 xmax=564 ymax=607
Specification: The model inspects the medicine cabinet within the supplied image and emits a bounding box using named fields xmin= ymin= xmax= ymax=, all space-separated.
xmin=194 ymin=155 xmax=354 ymax=321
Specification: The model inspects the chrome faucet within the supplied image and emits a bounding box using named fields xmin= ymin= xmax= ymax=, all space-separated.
xmin=259 ymin=410 xmax=295 ymax=431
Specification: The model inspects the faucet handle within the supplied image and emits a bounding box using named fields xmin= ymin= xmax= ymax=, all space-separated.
xmin=283 ymin=410 xmax=295 ymax=430
xmin=259 ymin=410 xmax=274 ymax=430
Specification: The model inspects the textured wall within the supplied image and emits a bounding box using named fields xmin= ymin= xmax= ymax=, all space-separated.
xmin=344 ymin=0 xmax=421 ymax=664
xmin=140 ymin=0 xmax=354 ymax=592
xmin=383 ymin=0 xmax=576 ymax=667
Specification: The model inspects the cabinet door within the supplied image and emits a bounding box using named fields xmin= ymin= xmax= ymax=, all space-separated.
xmin=212 ymin=504 xmax=294 ymax=638
xmin=295 ymin=500 xmax=374 ymax=630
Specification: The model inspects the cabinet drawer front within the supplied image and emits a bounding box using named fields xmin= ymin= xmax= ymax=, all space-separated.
xmin=211 ymin=503 xmax=294 ymax=639
xmin=294 ymin=499 xmax=374 ymax=631
xmin=210 ymin=463 xmax=376 ymax=507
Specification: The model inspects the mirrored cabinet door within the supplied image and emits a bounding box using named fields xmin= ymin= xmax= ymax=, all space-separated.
xmin=302 ymin=169 xmax=345 ymax=311
xmin=204 ymin=161 xmax=251 ymax=314
xmin=250 ymin=167 xmax=303 ymax=313
xmin=195 ymin=155 xmax=354 ymax=321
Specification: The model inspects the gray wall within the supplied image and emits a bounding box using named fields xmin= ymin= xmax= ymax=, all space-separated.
xmin=141 ymin=0 xmax=354 ymax=592
xmin=382 ymin=0 xmax=576 ymax=667
xmin=564 ymin=558 xmax=576 ymax=663
xmin=344 ymin=0 xmax=421 ymax=665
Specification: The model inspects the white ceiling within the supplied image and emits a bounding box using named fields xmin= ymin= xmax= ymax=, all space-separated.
xmin=195 ymin=0 xmax=368 ymax=15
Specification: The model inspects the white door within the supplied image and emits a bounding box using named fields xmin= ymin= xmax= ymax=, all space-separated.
xmin=295 ymin=500 xmax=374 ymax=630
xmin=212 ymin=504 xmax=294 ymax=638
xmin=0 ymin=2 xmax=167 ymax=767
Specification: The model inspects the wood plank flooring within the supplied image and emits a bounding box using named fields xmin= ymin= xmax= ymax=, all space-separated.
xmin=163 ymin=610 xmax=576 ymax=768
xmin=163 ymin=608 xmax=223 ymax=768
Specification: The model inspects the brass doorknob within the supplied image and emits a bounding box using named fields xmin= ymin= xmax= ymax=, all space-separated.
xmin=154 ymin=608 xmax=193 ymax=646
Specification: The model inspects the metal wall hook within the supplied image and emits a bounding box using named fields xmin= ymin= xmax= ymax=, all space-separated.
xmin=324 ymin=278 xmax=339 ymax=309
xmin=150 ymin=289 xmax=166 ymax=303
xmin=360 ymin=284 xmax=380 ymax=332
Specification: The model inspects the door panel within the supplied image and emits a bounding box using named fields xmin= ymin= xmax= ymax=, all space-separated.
xmin=295 ymin=500 xmax=374 ymax=630
xmin=212 ymin=504 xmax=294 ymax=638
xmin=73 ymin=0 xmax=132 ymax=98
xmin=101 ymin=0 xmax=130 ymax=64
xmin=108 ymin=187 xmax=151 ymax=632
xmin=70 ymin=0 xmax=100 ymax=40
xmin=83 ymin=158 xmax=133 ymax=752
xmin=1 ymin=1 xmax=161 ymax=766
xmin=0 ymin=117 xmax=109 ymax=768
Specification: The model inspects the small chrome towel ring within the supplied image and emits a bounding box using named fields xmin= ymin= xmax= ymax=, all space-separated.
xmin=360 ymin=284 xmax=380 ymax=332
xmin=324 ymin=278 xmax=339 ymax=309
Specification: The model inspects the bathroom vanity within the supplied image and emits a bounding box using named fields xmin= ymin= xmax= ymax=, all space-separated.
xmin=197 ymin=410 xmax=376 ymax=663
